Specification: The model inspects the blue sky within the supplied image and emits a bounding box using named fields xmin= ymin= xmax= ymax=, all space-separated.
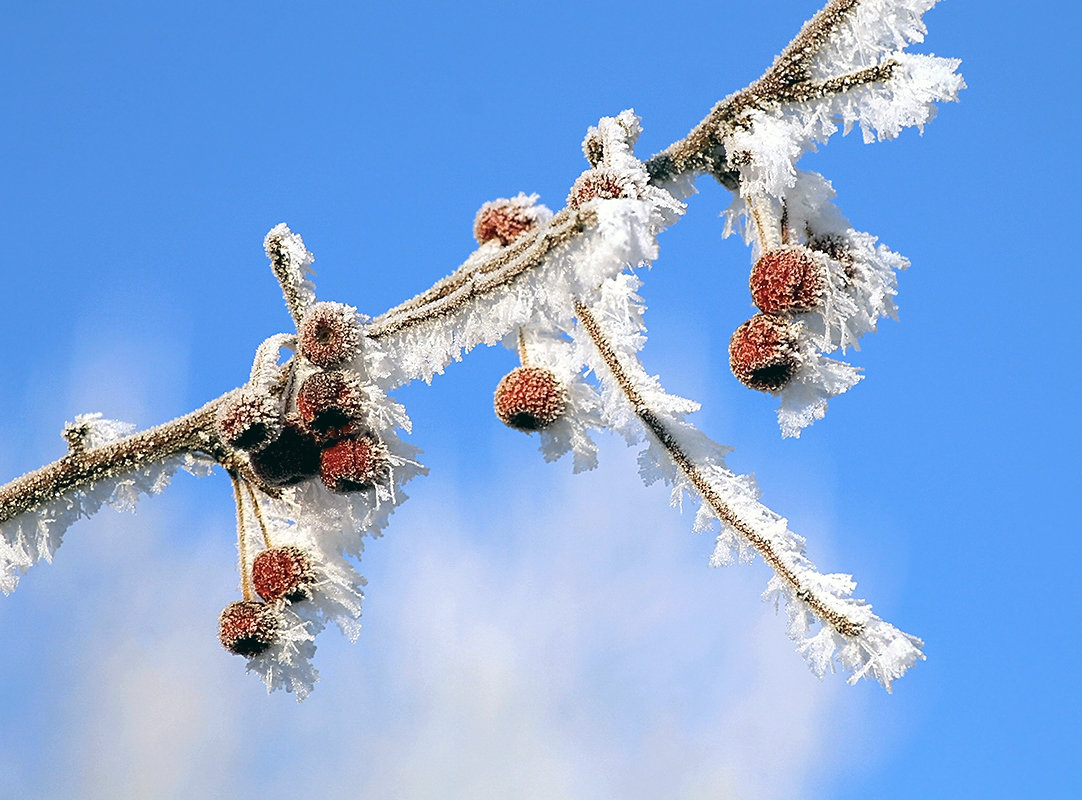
xmin=1 ymin=1 xmax=1078 ymax=798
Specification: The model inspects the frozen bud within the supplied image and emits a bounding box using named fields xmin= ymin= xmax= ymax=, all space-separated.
xmin=320 ymin=435 xmax=390 ymax=493
xmin=216 ymin=388 xmax=283 ymax=452
xmin=749 ymin=246 xmax=824 ymax=314
xmin=248 ymin=420 xmax=321 ymax=487
xmin=568 ymin=168 xmax=633 ymax=208
xmin=582 ymin=128 xmax=605 ymax=167
xmin=494 ymin=366 xmax=567 ymax=432
xmin=298 ymin=302 xmax=363 ymax=368
xmin=729 ymin=314 xmax=801 ymax=393
xmin=218 ymin=600 xmax=281 ymax=657
xmin=296 ymin=370 xmax=366 ymax=439
xmin=473 ymin=194 xmax=548 ymax=247
xmin=252 ymin=546 xmax=315 ymax=603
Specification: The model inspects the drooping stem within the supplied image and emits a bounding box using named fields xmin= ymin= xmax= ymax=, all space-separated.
xmin=573 ymin=298 xmax=863 ymax=638
xmin=244 ymin=481 xmax=273 ymax=549
xmin=230 ymin=471 xmax=253 ymax=601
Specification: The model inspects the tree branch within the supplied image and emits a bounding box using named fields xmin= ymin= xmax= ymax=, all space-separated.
xmin=0 ymin=395 xmax=229 ymax=526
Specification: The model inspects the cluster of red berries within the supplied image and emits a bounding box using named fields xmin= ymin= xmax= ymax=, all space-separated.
xmin=216 ymin=302 xmax=390 ymax=494
xmin=494 ymin=365 xmax=568 ymax=432
xmin=729 ymin=245 xmax=826 ymax=393
xmin=218 ymin=545 xmax=316 ymax=657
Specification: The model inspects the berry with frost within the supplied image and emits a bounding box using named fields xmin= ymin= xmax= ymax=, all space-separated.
xmin=749 ymin=246 xmax=824 ymax=314
xmin=568 ymin=168 xmax=633 ymax=208
xmin=320 ymin=435 xmax=390 ymax=493
xmin=248 ymin=420 xmax=321 ymax=487
xmin=473 ymin=195 xmax=546 ymax=246
xmin=252 ymin=546 xmax=315 ymax=602
xmin=493 ymin=366 xmax=567 ymax=431
xmin=298 ymin=301 xmax=362 ymax=368
xmin=216 ymin=388 xmax=282 ymax=451
xmin=729 ymin=314 xmax=801 ymax=393
xmin=218 ymin=600 xmax=281 ymax=657
xmin=296 ymin=370 xmax=366 ymax=439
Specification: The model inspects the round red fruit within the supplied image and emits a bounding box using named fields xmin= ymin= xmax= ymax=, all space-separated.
xmin=729 ymin=314 xmax=801 ymax=393
xmin=253 ymin=546 xmax=315 ymax=602
xmin=320 ymin=436 xmax=389 ymax=493
xmin=493 ymin=366 xmax=567 ymax=432
xmin=749 ymin=246 xmax=824 ymax=314
xmin=218 ymin=600 xmax=281 ymax=657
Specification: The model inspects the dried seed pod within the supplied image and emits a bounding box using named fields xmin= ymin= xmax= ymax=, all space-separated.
xmin=252 ymin=546 xmax=315 ymax=603
xmin=729 ymin=314 xmax=801 ymax=393
xmin=296 ymin=369 xmax=366 ymax=440
xmin=493 ymin=366 xmax=567 ymax=432
xmin=567 ymin=168 xmax=633 ymax=208
xmin=298 ymin=302 xmax=363 ymax=368
xmin=320 ymin=435 xmax=390 ymax=493
xmin=248 ymin=421 xmax=321 ymax=487
xmin=807 ymin=231 xmax=852 ymax=264
xmin=473 ymin=195 xmax=546 ymax=246
xmin=218 ymin=600 xmax=281 ymax=657
xmin=216 ymin=388 xmax=283 ymax=452
xmin=749 ymin=246 xmax=824 ymax=314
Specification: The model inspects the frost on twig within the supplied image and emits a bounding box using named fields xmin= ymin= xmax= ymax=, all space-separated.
xmin=1 ymin=413 xmax=215 ymax=595
xmin=0 ymin=0 xmax=960 ymax=697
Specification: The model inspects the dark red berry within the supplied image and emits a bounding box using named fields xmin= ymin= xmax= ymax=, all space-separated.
xmin=749 ymin=246 xmax=824 ymax=314
xmin=218 ymin=600 xmax=281 ymax=657
xmin=320 ymin=436 xmax=390 ymax=493
xmin=493 ymin=366 xmax=567 ymax=431
xmin=729 ymin=314 xmax=801 ymax=393
xmin=296 ymin=370 xmax=365 ymax=439
xmin=216 ymin=389 xmax=282 ymax=451
xmin=473 ymin=197 xmax=543 ymax=246
xmin=252 ymin=546 xmax=315 ymax=602
xmin=248 ymin=421 xmax=321 ymax=487
xmin=298 ymin=302 xmax=362 ymax=368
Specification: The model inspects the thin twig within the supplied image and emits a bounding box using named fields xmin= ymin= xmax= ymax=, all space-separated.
xmin=574 ymin=298 xmax=863 ymax=638
xmin=0 ymin=395 xmax=228 ymax=526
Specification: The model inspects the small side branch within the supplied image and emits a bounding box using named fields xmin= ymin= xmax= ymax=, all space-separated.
xmin=573 ymin=299 xmax=863 ymax=638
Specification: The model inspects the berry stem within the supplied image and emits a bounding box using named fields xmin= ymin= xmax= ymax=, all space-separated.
xmin=243 ymin=480 xmax=273 ymax=549
xmin=229 ymin=471 xmax=253 ymax=602
xmin=573 ymin=298 xmax=863 ymax=639
xmin=517 ymin=328 xmax=530 ymax=367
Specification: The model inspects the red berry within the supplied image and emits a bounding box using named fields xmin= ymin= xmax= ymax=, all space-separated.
xmin=218 ymin=600 xmax=281 ymax=657
xmin=493 ymin=366 xmax=567 ymax=431
xmin=296 ymin=370 xmax=365 ymax=440
xmin=473 ymin=196 xmax=544 ymax=246
xmin=568 ymin=169 xmax=633 ymax=208
xmin=216 ymin=388 xmax=282 ymax=451
xmin=248 ymin=421 xmax=321 ymax=487
xmin=749 ymin=246 xmax=824 ymax=314
xmin=729 ymin=314 xmax=801 ymax=393
xmin=320 ymin=436 xmax=390 ymax=493
xmin=252 ymin=546 xmax=315 ymax=602
xmin=298 ymin=302 xmax=362 ymax=368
